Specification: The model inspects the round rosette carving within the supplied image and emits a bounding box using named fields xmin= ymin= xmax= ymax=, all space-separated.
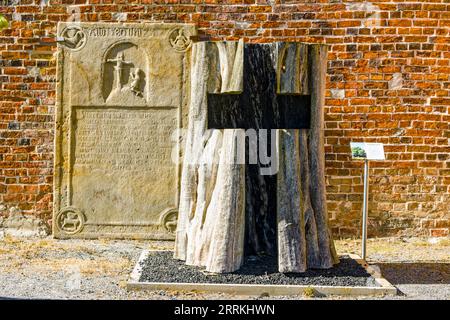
xmin=168 ymin=28 xmax=192 ymax=53
xmin=159 ymin=208 xmax=178 ymax=234
xmin=59 ymin=26 xmax=87 ymax=51
xmin=56 ymin=207 xmax=86 ymax=235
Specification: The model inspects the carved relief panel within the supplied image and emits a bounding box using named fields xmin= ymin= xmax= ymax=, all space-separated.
xmin=54 ymin=23 xmax=196 ymax=239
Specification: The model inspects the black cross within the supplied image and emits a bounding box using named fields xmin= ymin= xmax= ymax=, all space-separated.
xmin=206 ymin=44 xmax=311 ymax=257
xmin=207 ymin=45 xmax=311 ymax=130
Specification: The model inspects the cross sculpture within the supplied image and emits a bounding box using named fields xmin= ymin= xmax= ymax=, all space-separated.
xmin=107 ymin=52 xmax=134 ymax=91
xmin=207 ymin=44 xmax=311 ymax=257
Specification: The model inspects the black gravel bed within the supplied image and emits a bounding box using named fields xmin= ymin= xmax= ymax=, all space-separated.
xmin=138 ymin=251 xmax=380 ymax=287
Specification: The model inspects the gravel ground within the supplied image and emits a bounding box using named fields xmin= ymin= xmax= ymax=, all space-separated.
xmin=139 ymin=251 xmax=378 ymax=287
xmin=0 ymin=235 xmax=448 ymax=300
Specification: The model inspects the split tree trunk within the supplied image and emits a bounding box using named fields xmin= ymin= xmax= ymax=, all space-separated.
xmin=174 ymin=40 xmax=246 ymax=273
xmin=175 ymin=41 xmax=338 ymax=273
xmin=277 ymin=43 xmax=339 ymax=272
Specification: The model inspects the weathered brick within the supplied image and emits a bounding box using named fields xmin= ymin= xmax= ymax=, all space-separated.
xmin=0 ymin=0 xmax=447 ymax=239
xmin=430 ymin=229 xmax=449 ymax=237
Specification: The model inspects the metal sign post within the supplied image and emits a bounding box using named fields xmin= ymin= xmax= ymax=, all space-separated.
xmin=361 ymin=159 xmax=369 ymax=260
xmin=350 ymin=142 xmax=385 ymax=262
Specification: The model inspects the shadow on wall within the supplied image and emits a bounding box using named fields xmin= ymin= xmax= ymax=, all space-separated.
xmin=378 ymin=263 xmax=450 ymax=285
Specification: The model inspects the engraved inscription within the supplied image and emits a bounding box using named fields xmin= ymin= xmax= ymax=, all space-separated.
xmin=89 ymin=27 xmax=143 ymax=37
xmin=70 ymin=107 xmax=179 ymax=227
xmin=74 ymin=108 xmax=177 ymax=171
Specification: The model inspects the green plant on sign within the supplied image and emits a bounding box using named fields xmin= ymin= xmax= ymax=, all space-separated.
xmin=0 ymin=15 xmax=8 ymax=30
xmin=352 ymin=146 xmax=367 ymax=159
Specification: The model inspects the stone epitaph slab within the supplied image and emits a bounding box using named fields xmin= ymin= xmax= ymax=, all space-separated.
xmin=54 ymin=23 xmax=196 ymax=239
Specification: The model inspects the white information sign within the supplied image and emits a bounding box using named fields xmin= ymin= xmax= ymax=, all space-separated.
xmin=350 ymin=142 xmax=385 ymax=160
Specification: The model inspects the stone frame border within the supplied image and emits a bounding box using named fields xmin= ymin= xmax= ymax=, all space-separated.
xmin=127 ymin=250 xmax=397 ymax=297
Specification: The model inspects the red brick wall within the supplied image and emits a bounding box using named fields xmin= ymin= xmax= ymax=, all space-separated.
xmin=0 ymin=0 xmax=449 ymax=238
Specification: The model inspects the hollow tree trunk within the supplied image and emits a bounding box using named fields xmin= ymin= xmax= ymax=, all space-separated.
xmin=175 ymin=41 xmax=338 ymax=273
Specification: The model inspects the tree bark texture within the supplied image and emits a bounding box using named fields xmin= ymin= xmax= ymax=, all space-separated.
xmin=276 ymin=43 xmax=339 ymax=272
xmin=174 ymin=40 xmax=246 ymax=273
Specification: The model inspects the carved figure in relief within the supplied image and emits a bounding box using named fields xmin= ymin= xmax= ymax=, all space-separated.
xmin=165 ymin=216 xmax=177 ymax=234
xmin=159 ymin=209 xmax=178 ymax=234
xmin=129 ymin=68 xmax=143 ymax=97
xmin=56 ymin=208 xmax=85 ymax=235
xmin=169 ymin=28 xmax=191 ymax=52
xmin=58 ymin=26 xmax=87 ymax=51
xmin=61 ymin=212 xmax=81 ymax=232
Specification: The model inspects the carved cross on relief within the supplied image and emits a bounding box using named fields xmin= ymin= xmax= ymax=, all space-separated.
xmin=106 ymin=52 xmax=134 ymax=91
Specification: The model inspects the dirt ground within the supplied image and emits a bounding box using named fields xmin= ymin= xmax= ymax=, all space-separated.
xmin=0 ymin=235 xmax=448 ymax=300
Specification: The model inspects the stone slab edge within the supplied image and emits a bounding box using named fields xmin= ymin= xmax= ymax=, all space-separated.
xmin=127 ymin=250 xmax=397 ymax=297
xmin=348 ymin=253 xmax=398 ymax=294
